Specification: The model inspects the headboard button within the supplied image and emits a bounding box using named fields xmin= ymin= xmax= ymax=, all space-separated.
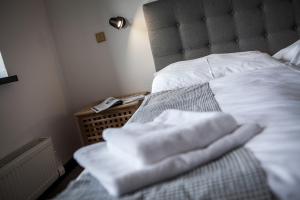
xmin=258 ymin=3 xmax=264 ymax=10
xmin=233 ymin=37 xmax=239 ymax=43
xmin=201 ymin=16 xmax=206 ymax=21
xmin=228 ymin=10 xmax=234 ymax=16
xmin=262 ymin=30 xmax=268 ymax=38
xmin=293 ymin=25 xmax=298 ymax=31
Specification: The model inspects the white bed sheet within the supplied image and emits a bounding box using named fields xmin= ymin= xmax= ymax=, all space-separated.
xmin=210 ymin=66 xmax=300 ymax=200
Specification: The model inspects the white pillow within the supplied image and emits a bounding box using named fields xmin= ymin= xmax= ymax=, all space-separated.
xmin=273 ymin=40 xmax=300 ymax=66
xmin=152 ymin=57 xmax=213 ymax=93
xmin=152 ymin=51 xmax=283 ymax=93
xmin=208 ymin=51 xmax=282 ymax=78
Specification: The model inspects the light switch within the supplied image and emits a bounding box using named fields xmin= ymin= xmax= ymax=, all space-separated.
xmin=95 ymin=32 xmax=106 ymax=43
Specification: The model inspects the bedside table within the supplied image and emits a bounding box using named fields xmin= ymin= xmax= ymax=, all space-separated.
xmin=74 ymin=91 xmax=149 ymax=145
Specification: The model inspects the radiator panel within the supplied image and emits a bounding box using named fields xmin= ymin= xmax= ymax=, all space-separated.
xmin=0 ymin=138 xmax=60 ymax=200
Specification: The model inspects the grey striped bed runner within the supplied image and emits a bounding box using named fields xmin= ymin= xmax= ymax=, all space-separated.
xmin=129 ymin=83 xmax=221 ymax=123
xmin=56 ymin=83 xmax=272 ymax=200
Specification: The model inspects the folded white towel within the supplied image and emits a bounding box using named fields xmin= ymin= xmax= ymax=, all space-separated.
xmin=74 ymin=124 xmax=262 ymax=197
xmin=103 ymin=110 xmax=238 ymax=166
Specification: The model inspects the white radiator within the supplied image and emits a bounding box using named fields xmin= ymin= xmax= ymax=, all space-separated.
xmin=0 ymin=138 xmax=61 ymax=200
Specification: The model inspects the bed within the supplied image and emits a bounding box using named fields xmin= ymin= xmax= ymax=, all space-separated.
xmin=55 ymin=0 xmax=300 ymax=199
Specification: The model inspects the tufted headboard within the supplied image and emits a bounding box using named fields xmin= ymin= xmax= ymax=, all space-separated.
xmin=143 ymin=0 xmax=300 ymax=71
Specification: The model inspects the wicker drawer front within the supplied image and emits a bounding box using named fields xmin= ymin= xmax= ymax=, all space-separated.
xmin=77 ymin=104 xmax=139 ymax=145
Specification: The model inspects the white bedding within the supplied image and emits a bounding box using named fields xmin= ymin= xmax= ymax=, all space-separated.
xmin=210 ymin=66 xmax=300 ymax=200
xmin=152 ymin=51 xmax=283 ymax=93
xmin=151 ymin=47 xmax=300 ymax=199
xmin=273 ymin=40 xmax=300 ymax=67
xmin=74 ymin=48 xmax=300 ymax=199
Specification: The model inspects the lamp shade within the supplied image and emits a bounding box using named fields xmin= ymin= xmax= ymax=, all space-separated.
xmin=109 ymin=17 xmax=126 ymax=29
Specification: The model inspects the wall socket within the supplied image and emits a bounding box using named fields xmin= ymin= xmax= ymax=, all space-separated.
xmin=95 ymin=32 xmax=106 ymax=43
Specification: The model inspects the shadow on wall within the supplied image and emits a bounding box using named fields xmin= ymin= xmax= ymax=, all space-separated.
xmin=0 ymin=0 xmax=81 ymax=164
xmin=103 ymin=0 xmax=156 ymax=95
xmin=126 ymin=2 xmax=156 ymax=90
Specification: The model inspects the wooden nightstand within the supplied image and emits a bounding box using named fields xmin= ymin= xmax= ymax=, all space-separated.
xmin=74 ymin=92 xmax=149 ymax=145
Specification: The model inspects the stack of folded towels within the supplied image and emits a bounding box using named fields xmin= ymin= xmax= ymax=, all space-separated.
xmin=74 ymin=110 xmax=262 ymax=197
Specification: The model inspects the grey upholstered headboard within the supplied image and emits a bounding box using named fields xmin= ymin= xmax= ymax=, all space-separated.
xmin=143 ymin=0 xmax=300 ymax=71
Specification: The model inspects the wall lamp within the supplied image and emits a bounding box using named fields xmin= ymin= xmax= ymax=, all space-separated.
xmin=109 ymin=16 xmax=126 ymax=29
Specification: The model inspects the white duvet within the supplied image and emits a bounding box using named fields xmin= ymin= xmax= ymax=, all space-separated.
xmin=210 ymin=66 xmax=300 ymax=200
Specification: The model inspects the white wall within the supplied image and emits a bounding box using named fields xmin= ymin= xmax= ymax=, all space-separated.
xmin=46 ymin=0 xmax=156 ymax=112
xmin=0 ymin=0 xmax=156 ymax=164
xmin=0 ymin=0 xmax=80 ymax=163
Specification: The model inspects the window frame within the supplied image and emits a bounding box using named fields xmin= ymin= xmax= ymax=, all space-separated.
xmin=0 ymin=51 xmax=18 ymax=85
